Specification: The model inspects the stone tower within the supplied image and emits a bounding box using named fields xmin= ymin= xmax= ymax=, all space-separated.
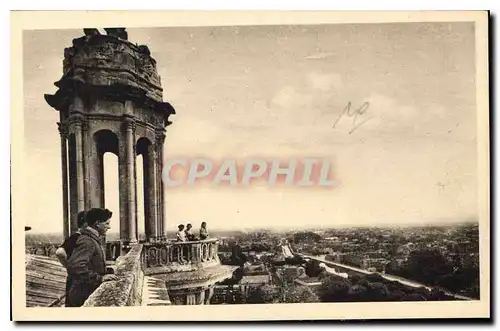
xmin=45 ymin=28 xmax=175 ymax=243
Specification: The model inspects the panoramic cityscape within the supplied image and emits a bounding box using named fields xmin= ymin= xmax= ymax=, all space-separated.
xmin=26 ymin=221 xmax=479 ymax=305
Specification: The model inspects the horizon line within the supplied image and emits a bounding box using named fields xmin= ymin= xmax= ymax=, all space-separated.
xmin=24 ymin=219 xmax=479 ymax=235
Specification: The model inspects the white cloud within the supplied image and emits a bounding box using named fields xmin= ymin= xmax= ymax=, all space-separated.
xmin=363 ymin=92 xmax=419 ymax=129
xmin=306 ymin=72 xmax=342 ymax=91
xmin=271 ymin=86 xmax=297 ymax=108
xmin=304 ymin=52 xmax=336 ymax=60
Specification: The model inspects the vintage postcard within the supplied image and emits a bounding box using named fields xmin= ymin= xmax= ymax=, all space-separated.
xmin=11 ymin=11 xmax=490 ymax=321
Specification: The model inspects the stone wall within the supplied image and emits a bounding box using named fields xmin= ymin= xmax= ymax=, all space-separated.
xmin=83 ymin=244 xmax=144 ymax=307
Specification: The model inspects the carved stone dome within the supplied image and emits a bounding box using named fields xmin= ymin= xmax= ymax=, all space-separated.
xmin=45 ymin=28 xmax=174 ymax=123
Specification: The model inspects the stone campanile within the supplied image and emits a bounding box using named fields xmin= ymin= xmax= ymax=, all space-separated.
xmin=45 ymin=28 xmax=175 ymax=244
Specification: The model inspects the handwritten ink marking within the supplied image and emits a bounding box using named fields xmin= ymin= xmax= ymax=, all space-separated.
xmin=333 ymin=101 xmax=371 ymax=134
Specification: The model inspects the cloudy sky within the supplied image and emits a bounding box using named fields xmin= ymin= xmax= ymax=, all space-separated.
xmin=22 ymin=23 xmax=478 ymax=234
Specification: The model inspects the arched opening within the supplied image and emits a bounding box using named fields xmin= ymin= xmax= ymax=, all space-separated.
xmin=136 ymin=154 xmax=145 ymax=241
xmin=103 ymin=153 xmax=120 ymax=235
xmin=93 ymin=130 xmax=120 ymax=236
xmin=137 ymin=137 xmax=154 ymax=240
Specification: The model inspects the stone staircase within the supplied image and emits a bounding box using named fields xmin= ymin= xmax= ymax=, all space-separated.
xmin=141 ymin=276 xmax=171 ymax=306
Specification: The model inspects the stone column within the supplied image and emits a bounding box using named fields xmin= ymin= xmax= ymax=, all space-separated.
xmin=73 ymin=115 xmax=85 ymax=234
xmin=124 ymin=101 xmax=139 ymax=242
xmin=133 ymin=141 xmax=139 ymax=241
xmin=118 ymin=136 xmax=128 ymax=243
xmin=198 ymin=289 xmax=206 ymax=305
xmin=88 ymin=132 xmax=105 ymax=209
xmin=124 ymin=116 xmax=137 ymax=243
xmin=82 ymin=119 xmax=91 ymax=210
xmin=58 ymin=122 xmax=69 ymax=239
xmin=156 ymin=130 xmax=166 ymax=238
xmin=205 ymin=287 xmax=215 ymax=305
xmin=147 ymin=146 xmax=158 ymax=241
xmin=186 ymin=293 xmax=196 ymax=305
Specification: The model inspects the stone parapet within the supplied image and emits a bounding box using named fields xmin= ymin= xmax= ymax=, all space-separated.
xmin=83 ymin=244 xmax=144 ymax=307
xmin=141 ymin=276 xmax=171 ymax=306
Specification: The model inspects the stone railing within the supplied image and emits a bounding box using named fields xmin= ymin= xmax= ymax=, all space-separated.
xmin=83 ymin=244 xmax=144 ymax=306
xmin=141 ymin=238 xmax=220 ymax=274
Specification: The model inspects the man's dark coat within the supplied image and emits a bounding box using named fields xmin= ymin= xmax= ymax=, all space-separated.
xmin=66 ymin=227 xmax=106 ymax=307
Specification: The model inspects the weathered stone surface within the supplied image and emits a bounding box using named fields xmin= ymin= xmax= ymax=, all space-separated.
xmin=83 ymin=244 xmax=144 ymax=307
xmin=25 ymin=255 xmax=67 ymax=307
xmin=141 ymin=276 xmax=171 ymax=306
xmin=156 ymin=265 xmax=238 ymax=291
xmin=61 ymin=33 xmax=162 ymax=101
xmin=45 ymin=28 xmax=175 ymax=121
xmin=83 ymin=275 xmax=135 ymax=307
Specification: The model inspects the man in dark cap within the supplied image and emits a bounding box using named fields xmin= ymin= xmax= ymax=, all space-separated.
xmin=66 ymin=208 xmax=117 ymax=307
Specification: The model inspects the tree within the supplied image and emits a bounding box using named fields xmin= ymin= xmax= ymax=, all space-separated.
xmin=305 ymin=259 xmax=324 ymax=278
xmin=285 ymin=255 xmax=304 ymax=265
xmin=364 ymin=282 xmax=390 ymax=301
xmin=364 ymin=273 xmax=386 ymax=283
xmin=385 ymin=260 xmax=401 ymax=275
xmin=319 ymin=276 xmax=351 ymax=302
xmin=246 ymin=284 xmax=276 ymax=304
xmin=280 ymin=286 xmax=319 ymax=303
xmin=349 ymin=274 xmax=362 ymax=285
xmin=293 ymin=231 xmax=321 ymax=243
xmin=347 ymin=284 xmax=368 ymax=302
xmin=404 ymin=249 xmax=453 ymax=285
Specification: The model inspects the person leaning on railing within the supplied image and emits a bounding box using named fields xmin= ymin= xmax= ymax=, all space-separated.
xmin=176 ymin=224 xmax=187 ymax=242
xmin=185 ymin=223 xmax=196 ymax=241
xmin=199 ymin=221 xmax=209 ymax=240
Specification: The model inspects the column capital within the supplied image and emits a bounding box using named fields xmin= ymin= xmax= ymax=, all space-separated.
xmin=81 ymin=118 xmax=89 ymax=132
xmin=149 ymin=147 xmax=158 ymax=160
xmin=68 ymin=113 xmax=85 ymax=127
xmin=57 ymin=122 xmax=68 ymax=137
xmin=123 ymin=115 xmax=136 ymax=132
xmin=155 ymin=129 xmax=166 ymax=145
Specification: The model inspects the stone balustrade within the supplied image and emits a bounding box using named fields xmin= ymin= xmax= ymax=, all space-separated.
xmin=141 ymin=238 xmax=220 ymax=274
xmin=80 ymin=238 xmax=232 ymax=306
xmin=83 ymin=244 xmax=145 ymax=306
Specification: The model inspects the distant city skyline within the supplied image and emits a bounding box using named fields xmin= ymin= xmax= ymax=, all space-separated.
xmin=25 ymin=218 xmax=478 ymax=235
xmin=23 ymin=23 xmax=478 ymax=234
